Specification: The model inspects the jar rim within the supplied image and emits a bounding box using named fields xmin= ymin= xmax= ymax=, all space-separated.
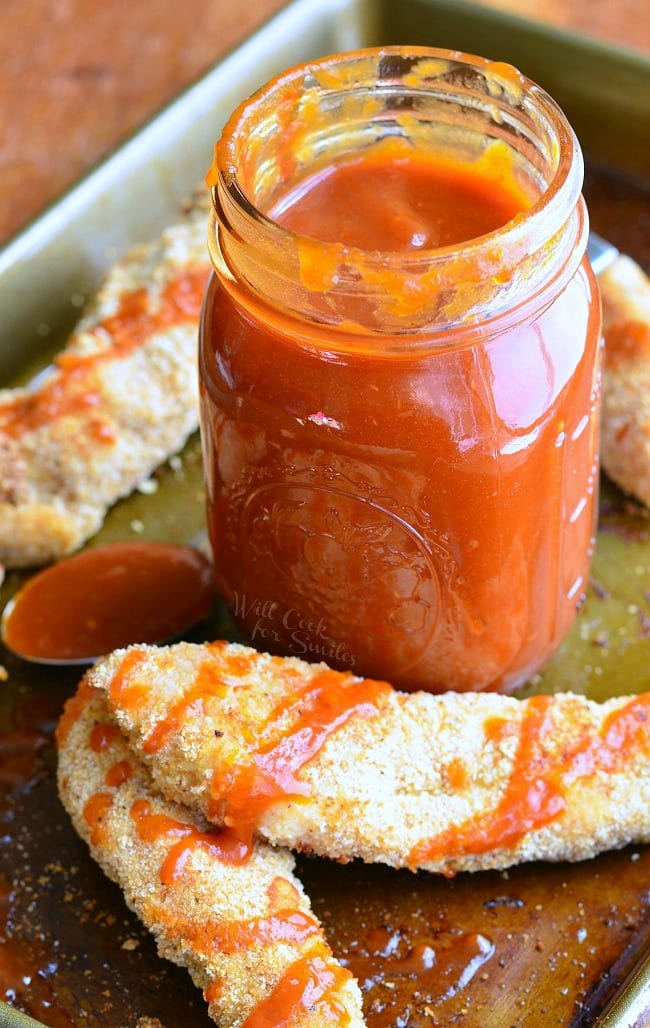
xmin=211 ymin=46 xmax=581 ymax=267
xmin=207 ymin=46 xmax=586 ymax=334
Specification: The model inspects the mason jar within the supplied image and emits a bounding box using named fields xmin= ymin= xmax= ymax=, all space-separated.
xmin=199 ymin=47 xmax=601 ymax=693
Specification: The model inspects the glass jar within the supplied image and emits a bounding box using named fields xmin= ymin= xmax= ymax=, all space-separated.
xmin=199 ymin=47 xmax=601 ymax=693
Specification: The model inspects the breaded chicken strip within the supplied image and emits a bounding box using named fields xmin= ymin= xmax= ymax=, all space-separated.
xmin=599 ymin=254 xmax=650 ymax=507
xmin=89 ymin=640 xmax=650 ymax=877
xmin=56 ymin=678 xmax=365 ymax=1028
xmin=0 ymin=201 xmax=211 ymax=568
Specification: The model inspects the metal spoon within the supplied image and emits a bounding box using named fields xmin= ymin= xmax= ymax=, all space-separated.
xmin=0 ymin=538 xmax=215 ymax=667
xmin=587 ymin=231 xmax=620 ymax=275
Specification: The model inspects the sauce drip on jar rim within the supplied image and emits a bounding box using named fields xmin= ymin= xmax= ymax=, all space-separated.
xmin=1 ymin=541 xmax=215 ymax=664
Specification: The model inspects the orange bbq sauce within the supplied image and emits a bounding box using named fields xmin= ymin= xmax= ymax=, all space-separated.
xmin=2 ymin=542 xmax=215 ymax=662
xmin=200 ymin=145 xmax=600 ymax=692
xmin=271 ymin=148 xmax=527 ymax=250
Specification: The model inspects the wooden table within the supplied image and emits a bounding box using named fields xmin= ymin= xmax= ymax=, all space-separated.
xmin=0 ymin=0 xmax=648 ymax=246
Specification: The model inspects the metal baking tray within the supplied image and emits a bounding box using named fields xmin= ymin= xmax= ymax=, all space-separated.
xmin=1 ymin=1 xmax=649 ymax=1025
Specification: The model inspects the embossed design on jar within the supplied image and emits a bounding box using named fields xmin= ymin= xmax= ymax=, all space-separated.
xmin=237 ymin=480 xmax=442 ymax=678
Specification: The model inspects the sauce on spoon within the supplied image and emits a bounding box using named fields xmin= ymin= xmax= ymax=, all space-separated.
xmin=1 ymin=541 xmax=215 ymax=664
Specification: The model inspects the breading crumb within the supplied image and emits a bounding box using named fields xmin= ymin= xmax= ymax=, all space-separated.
xmin=137 ymin=478 xmax=159 ymax=495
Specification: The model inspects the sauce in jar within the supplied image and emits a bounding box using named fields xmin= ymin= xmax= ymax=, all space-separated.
xmin=199 ymin=48 xmax=601 ymax=693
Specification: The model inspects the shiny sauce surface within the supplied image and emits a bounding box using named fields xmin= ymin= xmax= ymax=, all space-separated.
xmin=3 ymin=541 xmax=215 ymax=662
xmin=241 ymin=952 xmax=354 ymax=1027
xmin=129 ymin=798 xmax=251 ymax=880
xmin=272 ymin=146 xmax=529 ymax=250
xmin=200 ymin=144 xmax=601 ymax=693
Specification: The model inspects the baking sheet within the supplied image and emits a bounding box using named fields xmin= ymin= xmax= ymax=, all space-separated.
xmin=1 ymin=0 xmax=650 ymax=1025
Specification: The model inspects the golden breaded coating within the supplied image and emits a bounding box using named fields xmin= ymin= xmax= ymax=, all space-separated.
xmin=598 ymin=254 xmax=650 ymax=507
xmin=0 ymin=200 xmax=211 ymax=568
xmin=56 ymin=679 xmax=365 ymax=1028
xmin=89 ymin=640 xmax=650 ymax=877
